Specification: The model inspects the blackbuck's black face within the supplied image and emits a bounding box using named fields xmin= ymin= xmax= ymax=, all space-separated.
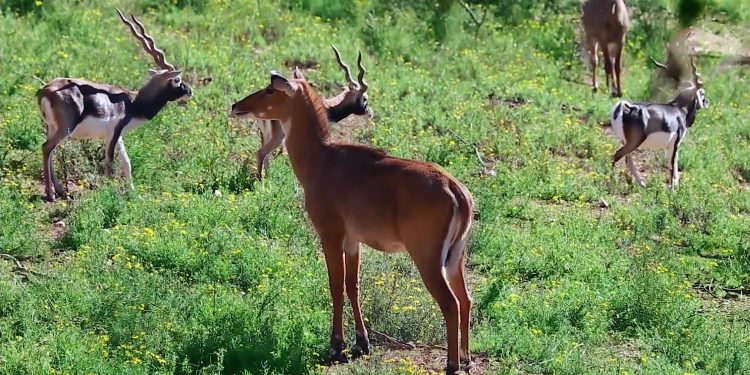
xmin=147 ymin=69 xmax=193 ymax=102
xmin=346 ymin=90 xmax=374 ymax=119
xmin=695 ymin=88 xmax=709 ymax=110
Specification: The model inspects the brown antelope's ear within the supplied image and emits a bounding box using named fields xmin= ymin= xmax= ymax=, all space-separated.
xmin=292 ymin=66 xmax=305 ymax=80
xmin=271 ymin=71 xmax=298 ymax=96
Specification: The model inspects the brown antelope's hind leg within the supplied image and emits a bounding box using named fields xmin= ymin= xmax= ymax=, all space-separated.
xmin=344 ymin=240 xmax=370 ymax=359
xmin=613 ymin=42 xmax=624 ymax=97
xmin=625 ymin=155 xmax=646 ymax=187
xmin=446 ymin=253 xmax=472 ymax=366
xmin=412 ymin=253 xmax=460 ymax=375
xmin=602 ymin=46 xmax=613 ymax=94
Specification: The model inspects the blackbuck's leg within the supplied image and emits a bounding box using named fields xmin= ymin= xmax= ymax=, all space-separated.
xmin=625 ymin=155 xmax=646 ymax=187
xmin=614 ymin=41 xmax=624 ymax=98
xmin=322 ymin=236 xmax=348 ymax=364
xmin=613 ymin=133 xmax=646 ymax=166
xmin=255 ymin=120 xmax=285 ymax=180
xmin=116 ymin=138 xmax=135 ymax=190
xmin=446 ymin=250 xmax=472 ymax=366
xmin=344 ymin=239 xmax=370 ymax=359
xmin=587 ymin=39 xmax=599 ymax=93
xmin=669 ymin=130 xmax=684 ymax=189
xmin=411 ymin=253 xmax=460 ymax=375
xmin=42 ymin=140 xmax=57 ymax=201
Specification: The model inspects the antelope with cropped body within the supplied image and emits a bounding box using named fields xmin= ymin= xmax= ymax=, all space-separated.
xmin=37 ymin=9 xmax=191 ymax=201
xmin=229 ymin=69 xmax=474 ymax=375
xmin=610 ymin=57 xmax=709 ymax=188
xmin=252 ymin=45 xmax=373 ymax=180
xmin=581 ymin=0 xmax=630 ymax=97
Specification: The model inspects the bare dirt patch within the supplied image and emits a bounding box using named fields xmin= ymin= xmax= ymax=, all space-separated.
xmin=325 ymin=346 xmax=493 ymax=375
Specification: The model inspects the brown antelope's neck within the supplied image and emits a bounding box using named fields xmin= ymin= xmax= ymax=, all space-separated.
xmin=284 ymin=83 xmax=331 ymax=187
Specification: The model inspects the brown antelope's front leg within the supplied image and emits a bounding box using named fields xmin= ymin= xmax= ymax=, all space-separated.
xmin=344 ymin=239 xmax=370 ymax=359
xmin=322 ymin=237 xmax=347 ymax=364
xmin=587 ymin=39 xmax=599 ymax=93
xmin=602 ymin=47 xmax=613 ymax=95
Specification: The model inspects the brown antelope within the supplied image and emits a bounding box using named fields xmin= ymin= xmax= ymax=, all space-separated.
xmin=254 ymin=45 xmax=373 ymax=180
xmin=229 ymin=69 xmax=474 ymax=375
xmin=581 ymin=0 xmax=630 ymax=97
xmin=36 ymin=9 xmax=191 ymax=201
xmin=610 ymin=57 xmax=708 ymax=188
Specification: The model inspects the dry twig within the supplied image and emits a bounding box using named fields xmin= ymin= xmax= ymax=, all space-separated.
xmin=370 ymin=329 xmax=448 ymax=351
xmin=0 ymin=253 xmax=51 ymax=278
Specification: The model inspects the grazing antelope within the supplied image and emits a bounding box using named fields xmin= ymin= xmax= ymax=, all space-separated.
xmin=254 ymin=45 xmax=373 ymax=180
xmin=36 ymin=9 xmax=191 ymax=201
xmin=581 ymin=0 xmax=630 ymax=97
xmin=610 ymin=57 xmax=709 ymax=188
xmin=229 ymin=70 xmax=474 ymax=375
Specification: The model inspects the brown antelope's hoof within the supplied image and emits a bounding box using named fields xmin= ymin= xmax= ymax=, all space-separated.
xmin=43 ymin=195 xmax=55 ymax=203
xmin=323 ymin=339 xmax=348 ymax=365
xmin=323 ymin=351 xmax=348 ymax=365
xmin=350 ymin=333 xmax=370 ymax=360
xmin=445 ymin=363 xmax=460 ymax=375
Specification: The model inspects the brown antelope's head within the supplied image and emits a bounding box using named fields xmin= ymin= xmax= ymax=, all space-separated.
xmin=116 ymin=9 xmax=192 ymax=102
xmin=328 ymin=44 xmax=373 ymax=119
xmin=229 ymin=71 xmax=302 ymax=122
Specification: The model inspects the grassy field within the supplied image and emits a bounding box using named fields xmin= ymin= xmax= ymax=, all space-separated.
xmin=1 ymin=0 xmax=750 ymax=374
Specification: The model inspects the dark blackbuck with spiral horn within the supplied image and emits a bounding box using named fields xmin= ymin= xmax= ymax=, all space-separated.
xmin=36 ymin=9 xmax=192 ymax=201
xmin=610 ymin=56 xmax=709 ymax=188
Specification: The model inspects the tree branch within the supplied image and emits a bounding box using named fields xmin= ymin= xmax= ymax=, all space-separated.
xmin=0 ymin=253 xmax=51 ymax=278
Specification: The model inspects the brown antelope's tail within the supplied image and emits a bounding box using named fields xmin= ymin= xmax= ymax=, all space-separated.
xmin=445 ymin=178 xmax=474 ymax=271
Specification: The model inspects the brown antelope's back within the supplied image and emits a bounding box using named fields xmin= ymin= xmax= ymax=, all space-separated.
xmin=582 ymin=0 xmax=630 ymax=43
xmin=312 ymin=142 xmax=473 ymax=257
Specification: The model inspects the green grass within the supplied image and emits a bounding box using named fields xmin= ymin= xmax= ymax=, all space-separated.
xmin=1 ymin=0 xmax=750 ymax=374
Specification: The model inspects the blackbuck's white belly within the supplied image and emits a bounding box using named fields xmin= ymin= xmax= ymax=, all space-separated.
xmin=639 ymin=132 xmax=677 ymax=150
xmin=70 ymin=117 xmax=145 ymax=140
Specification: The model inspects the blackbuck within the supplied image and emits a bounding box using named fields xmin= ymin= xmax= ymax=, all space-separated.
xmin=36 ymin=9 xmax=192 ymax=201
xmin=610 ymin=57 xmax=709 ymax=188
xmin=581 ymin=0 xmax=630 ymax=97
xmin=251 ymin=45 xmax=373 ymax=180
xmin=229 ymin=70 xmax=474 ymax=375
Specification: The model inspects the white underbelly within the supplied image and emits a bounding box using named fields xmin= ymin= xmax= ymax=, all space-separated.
xmin=639 ymin=132 xmax=676 ymax=149
xmin=70 ymin=117 xmax=144 ymax=139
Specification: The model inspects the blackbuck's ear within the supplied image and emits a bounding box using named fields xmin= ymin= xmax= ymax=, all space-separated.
xmin=162 ymin=70 xmax=182 ymax=79
xmin=271 ymin=71 xmax=298 ymax=97
xmin=292 ymin=66 xmax=305 ymax=80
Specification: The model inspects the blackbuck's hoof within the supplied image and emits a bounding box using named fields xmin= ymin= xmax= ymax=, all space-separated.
xmin=43 ymin=195 xmax=55 ymax=203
